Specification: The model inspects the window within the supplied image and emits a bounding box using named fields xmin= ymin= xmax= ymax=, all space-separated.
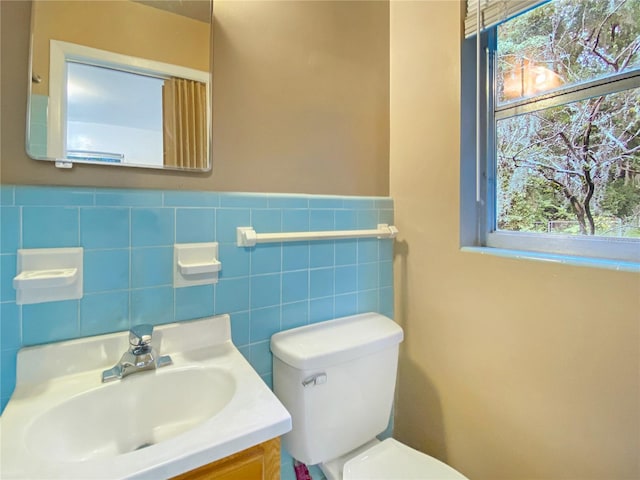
xmin=461 ymin=0 xmax=640 ymax=264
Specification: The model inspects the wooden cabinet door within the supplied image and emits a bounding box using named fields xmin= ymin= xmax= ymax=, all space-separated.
xmin=172 ymin=437 xmax=280 ymax=480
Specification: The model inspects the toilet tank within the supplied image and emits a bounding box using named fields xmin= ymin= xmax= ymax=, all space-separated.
xmin=271 ymin=312 xmax=404 ymax=465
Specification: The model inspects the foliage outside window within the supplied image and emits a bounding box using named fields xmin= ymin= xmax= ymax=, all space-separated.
xmin=482 ymin=0 xmax=640 ymax=263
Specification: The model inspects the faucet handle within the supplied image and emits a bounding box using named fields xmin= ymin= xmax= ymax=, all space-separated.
xmin=129 ymin=324 xmax=153 ymax=349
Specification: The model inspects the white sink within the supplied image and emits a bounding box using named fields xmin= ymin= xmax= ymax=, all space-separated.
xmin=27 ymin=367 xmax=235 ymax=462
xmin=0 ymin=315 xmax=292 ymax=479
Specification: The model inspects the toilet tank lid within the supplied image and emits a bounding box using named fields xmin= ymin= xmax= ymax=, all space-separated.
xmin=270 ymin=312 xmax=403 ymax=370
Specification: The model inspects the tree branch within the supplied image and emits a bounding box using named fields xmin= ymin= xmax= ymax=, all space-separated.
xmin=511 ymin=134 xmax=557 ymax=159
xmin=617 ymin=38 xmax=640 ymax=70
xmin=538 ymin=167 xmax=589 ymax=235
xmin=512 ymin=156 xmax=584 ymax=177
xmin=583 ymin=166 xmax=596 ymax=235
xmin=584 ymin=0 xmax=626 ymax=71
xmin=582 ymin=97 xmax=605 ymax=162
xmin=557 ymin=132 xmax=583 ymax=163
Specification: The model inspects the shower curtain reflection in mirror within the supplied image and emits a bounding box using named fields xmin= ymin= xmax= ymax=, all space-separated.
xmin=162 ymin=77 xmax=207 ymax=169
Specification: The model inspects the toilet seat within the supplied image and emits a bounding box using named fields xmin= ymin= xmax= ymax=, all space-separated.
xmin=343 ymin=438 xmax=468 ymax=480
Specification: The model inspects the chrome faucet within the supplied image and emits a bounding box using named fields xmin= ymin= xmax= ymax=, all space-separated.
xmin=101 ymin=324 xmax=172 ymax=382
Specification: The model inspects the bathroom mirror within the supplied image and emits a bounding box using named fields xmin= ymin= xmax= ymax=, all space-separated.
xmin=26 ymin=0 xmax=212 ymax=171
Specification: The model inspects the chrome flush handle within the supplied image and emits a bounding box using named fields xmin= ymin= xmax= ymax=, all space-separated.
xmin=302 ymin=373 xmax=327 ymax=387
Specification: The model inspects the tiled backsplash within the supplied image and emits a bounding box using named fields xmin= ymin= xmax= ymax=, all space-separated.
xmin=0 ymin=185 xmax=394 ymax=412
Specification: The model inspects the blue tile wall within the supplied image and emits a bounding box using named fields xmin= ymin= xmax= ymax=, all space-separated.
xmin=0 ymin=185 xmax=394 ymax=414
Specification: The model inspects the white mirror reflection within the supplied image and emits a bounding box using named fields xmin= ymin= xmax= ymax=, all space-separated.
xmin=27 ymin=0 xmax=212 ymax=171
xmin=66 ymin=62 xmax=164 ymax=166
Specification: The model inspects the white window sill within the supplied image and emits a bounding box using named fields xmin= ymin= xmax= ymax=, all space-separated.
xmin=461 ymin=246 xmax=640 ymax=273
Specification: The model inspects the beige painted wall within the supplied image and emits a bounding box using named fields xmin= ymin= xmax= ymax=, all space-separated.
xmin=390 ymin=2 xmax=639 ymax=479
xmin=0 ymin=0 xmax=389 ymax=195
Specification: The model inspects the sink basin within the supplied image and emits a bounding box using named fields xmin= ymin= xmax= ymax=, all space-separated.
xmin=0 ymin=315 xmax=292 ymax=479
xmin=27 ymin=367 xmax=235 ymax=462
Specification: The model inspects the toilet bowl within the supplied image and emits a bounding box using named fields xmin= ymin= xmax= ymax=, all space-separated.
xmin=319 ymin=437 xmax=467 ymax=480
xmin=270 ymin=312 xmax=468 ymax=480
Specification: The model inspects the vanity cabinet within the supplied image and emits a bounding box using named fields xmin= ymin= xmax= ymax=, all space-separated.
xmin=172 ymin=437 xmax=281 ymax=480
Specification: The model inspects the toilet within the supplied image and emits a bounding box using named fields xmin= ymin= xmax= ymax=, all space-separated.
xmin=271 ymin=312 xmax=468 ymax=480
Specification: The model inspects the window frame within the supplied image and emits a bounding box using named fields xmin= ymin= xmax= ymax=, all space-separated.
xmin=460 ymin=16 xmax=640 ymax=266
